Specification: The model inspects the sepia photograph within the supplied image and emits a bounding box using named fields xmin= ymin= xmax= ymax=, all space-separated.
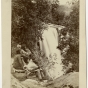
xmin=11 ymin=0 xmax=80 ymax=88
xmin=1 ymin=0 xmax=86 ymax=87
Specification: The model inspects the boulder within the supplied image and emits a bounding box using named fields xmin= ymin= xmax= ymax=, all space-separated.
xmin=11 ymin=72 xmax=79 ymax=88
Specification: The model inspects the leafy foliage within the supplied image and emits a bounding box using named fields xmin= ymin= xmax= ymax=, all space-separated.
xmin=59 ymin=1 xmax=79 ymax=72
xmin=12 ymin=0 xmax=51 ymax=50
xmin=12 ymin=0 xmax=79 ymax=72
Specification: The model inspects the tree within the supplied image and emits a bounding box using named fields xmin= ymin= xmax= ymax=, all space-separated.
xmin=59 ymin=0 xmax=79 ymax=72
xmin=12 ymin=0 xmax=51 ymax=50
xmin=12 ymin=0 xmax=79 ymax=73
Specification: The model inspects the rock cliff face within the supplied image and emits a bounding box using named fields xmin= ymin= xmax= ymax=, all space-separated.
xmin=11 ymin=72 xmax=79 ymax=88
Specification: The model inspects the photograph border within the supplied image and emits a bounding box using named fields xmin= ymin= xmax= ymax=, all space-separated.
xmin=2 ymin=0 xmax=86 ymax=88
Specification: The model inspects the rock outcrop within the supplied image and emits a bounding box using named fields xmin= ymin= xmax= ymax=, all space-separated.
xmin=11 ymin=72 xmax=79 ymax=88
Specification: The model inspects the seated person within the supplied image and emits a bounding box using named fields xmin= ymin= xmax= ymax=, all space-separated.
xmin=20 ymin=44 xmax=31 ymax=64
xmin=12 ymin=44 xmax=30 ymax=71
xmin=16 ymin=44 xmax=45 ymax=81
xmin=12 ymin=50 xmax=24 ymax=70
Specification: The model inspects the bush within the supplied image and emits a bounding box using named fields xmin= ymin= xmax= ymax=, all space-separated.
xmin=12 ymin=0 xmax=79 ymax=72
xmin=59 ymin=1 xmax=79 ymax=72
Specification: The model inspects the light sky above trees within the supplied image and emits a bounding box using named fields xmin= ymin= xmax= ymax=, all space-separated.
xmin=59 ymin=0 xmax=78 ymax=5
xmin=59 ymin=0 xmax=73 ymax=5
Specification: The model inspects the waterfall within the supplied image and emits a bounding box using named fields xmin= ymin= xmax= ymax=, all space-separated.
xmin=39 ymin=24 xmax=64 ymax=80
